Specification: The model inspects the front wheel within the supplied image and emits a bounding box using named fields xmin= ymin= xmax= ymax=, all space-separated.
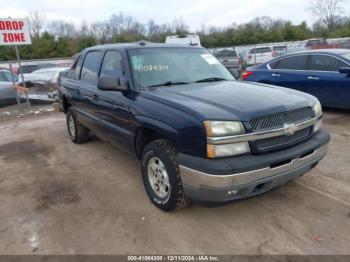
xmin=141 ymin=139 xmax=190 ymax=211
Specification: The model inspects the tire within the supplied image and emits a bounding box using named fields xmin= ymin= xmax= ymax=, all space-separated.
xmin=141 ymin=139 xmax=190 ymax=211
xmin=66 ymin=107 xmax=90 ymax=144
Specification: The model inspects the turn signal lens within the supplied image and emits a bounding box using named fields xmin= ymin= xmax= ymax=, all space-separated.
xmin=241 ymin=71 xmax=253 ymax=80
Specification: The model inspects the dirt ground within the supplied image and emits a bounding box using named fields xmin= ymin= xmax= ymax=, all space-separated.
xmin=0 ymin=108 xmax=349 ymax=255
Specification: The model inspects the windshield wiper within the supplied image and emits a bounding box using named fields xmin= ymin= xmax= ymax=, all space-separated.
xmin=147 ymin=81 xmax=189 ymax=88
xmin=195 ymin=77 xmax=230 ymax=83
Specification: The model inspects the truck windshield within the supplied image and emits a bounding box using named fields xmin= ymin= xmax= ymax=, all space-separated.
xmin=128 ymin=48 xmax=234 ymax=89
xmin=341 ymin=52 xmax=350 ymax=60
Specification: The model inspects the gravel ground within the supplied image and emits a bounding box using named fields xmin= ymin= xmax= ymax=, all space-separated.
xmin=0 ymin=108 xmax=349 ymax=255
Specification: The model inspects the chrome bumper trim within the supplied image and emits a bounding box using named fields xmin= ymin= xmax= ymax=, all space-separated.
xmin=179 ymin=144 xmax=327 ymax=189
xmin=207 ymin=116 xmax=321 ymax=145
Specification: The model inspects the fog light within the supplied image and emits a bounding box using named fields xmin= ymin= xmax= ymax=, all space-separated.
xmin=313 ymin=119 xmax=322 ymax=133
xmin=227 ymin=189 xmax=238 ymax=195
xmin=207 ymin=142 xmax=250 ymax=158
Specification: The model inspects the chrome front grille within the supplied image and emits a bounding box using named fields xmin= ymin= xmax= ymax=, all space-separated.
xmin=250 ymin=107 xmax=314 ymax=132
xmin=255 ymin=128 xmax=312 ymax=152
xmin=250 ymin=107 xmax=314 ymax=153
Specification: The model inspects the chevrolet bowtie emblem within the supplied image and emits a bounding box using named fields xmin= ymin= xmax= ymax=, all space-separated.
xmin=284 ymin=123 xmax=296 ymax=136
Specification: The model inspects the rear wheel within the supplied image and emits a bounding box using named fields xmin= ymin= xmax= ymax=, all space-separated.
xmin=141 ymin=139 xmax=190 ymax=211
xmin=66 ymin=107 xmax=89 ymax=144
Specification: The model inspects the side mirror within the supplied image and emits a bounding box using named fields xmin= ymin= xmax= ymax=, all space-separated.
xmin=97 ymin=76 xmax=127 ymax=92
xmin=339 ymin=67 xmax=350 ymax=74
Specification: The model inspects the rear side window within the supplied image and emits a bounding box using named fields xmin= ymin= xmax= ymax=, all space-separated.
xmin=0 ymin=71 xmax=13 ymax=82
xmin=0 ymin=72 xmax=7 ymax=82
xmin=270 ymin=55 xmax=308 ymax=70
xmin=249 ymin=47 xmax=272 ymax=54
xmin=66 ymin=55 xmax=81 ymax=79
xmin=215 ymin=50 xmax=237 ymax=57
xmin=273 ymin=46 xmax=286 ymax=52
xmin=4 ymin=71 xmax=13 ymax=81
xmin=309 ymin=55 xmax=348 ymax=72
xmin=81 ymin=51 xmax=102 ymax=84
xmin=21 ymin=65 xmax=38 ymax=74
xmin=100 ymin=50 xmax=123 ymax=77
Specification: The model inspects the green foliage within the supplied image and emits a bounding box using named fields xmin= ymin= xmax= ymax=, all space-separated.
xmin=76 ymin=36 xmax=97 ymax=52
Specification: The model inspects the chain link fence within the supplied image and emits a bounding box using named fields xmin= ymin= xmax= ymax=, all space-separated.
xmin=0 ymin=57 xmax=72 ymax=119
xmin=208 ymin=37 xmax=350 ymax=79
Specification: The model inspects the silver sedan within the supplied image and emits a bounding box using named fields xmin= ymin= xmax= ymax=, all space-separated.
xmin=0 ymin=70 xmax=17 ymax=107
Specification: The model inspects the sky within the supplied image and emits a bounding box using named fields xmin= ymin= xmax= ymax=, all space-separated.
xmin=1 ymin=0 xmax=350 ymax=30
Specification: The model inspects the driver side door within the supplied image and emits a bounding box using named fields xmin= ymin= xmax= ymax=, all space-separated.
xmin=93 ymin=50 xmax=132 ymax=150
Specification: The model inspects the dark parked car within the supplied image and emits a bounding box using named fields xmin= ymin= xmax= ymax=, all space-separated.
xmin=242 ymin=49 xmax=350 ymax=109
xmin=59 ymin=43 xmax=329 ymax=211
xmin=214 ymin=48 xmax=243 ymax=78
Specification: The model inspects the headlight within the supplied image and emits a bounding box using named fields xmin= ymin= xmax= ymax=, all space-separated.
xmin=204 ymin=121 xmax=245 ymax=136
xmin=313 ymin=101 xmax=322 ymax=117
xmin=312 ymin=101 xmax=323 ymax=133
xmin=207 ymin=142 xmax=250 ymax=158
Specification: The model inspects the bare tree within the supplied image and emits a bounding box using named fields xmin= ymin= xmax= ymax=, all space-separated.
xmin=28 ymin=11 xmax=45 ymax=38
xmin=171 ymin=18 xmax=189 ymax=34
xmin=49 ymin=20 xmax=77 ymax=38
xmin=310 ymin=0 xmax=348 ymax=29
xmin=79 ymin=21 xmax=89 ymax=37
xmin=89 ymin=21 xmax=109 ymax=44
xmin=251 ymin=16 xmax=275 ymax=30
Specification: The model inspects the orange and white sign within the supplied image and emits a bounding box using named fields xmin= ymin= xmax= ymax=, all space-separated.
xmin=0 ymin=18 xmax=31 ymax=45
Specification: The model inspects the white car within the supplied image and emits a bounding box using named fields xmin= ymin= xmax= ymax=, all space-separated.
xmin=165 ymin=35 xmax=201 ymax=46
xmin=18 ymin=67 xmax=70 ymax=91
xmin=247 ymin=46 xmax=276 ymax=65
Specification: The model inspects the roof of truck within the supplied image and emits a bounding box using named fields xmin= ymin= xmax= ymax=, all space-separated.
xmin=85 ymin=41 xmax=203 ymax=51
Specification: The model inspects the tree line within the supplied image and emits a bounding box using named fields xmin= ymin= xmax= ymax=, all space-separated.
xmin=0 ymin=0 xmax=349 ymax=61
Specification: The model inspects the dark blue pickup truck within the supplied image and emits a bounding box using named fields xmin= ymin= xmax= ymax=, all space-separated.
xmin=59 ymin=42 xmax=330 ymax=211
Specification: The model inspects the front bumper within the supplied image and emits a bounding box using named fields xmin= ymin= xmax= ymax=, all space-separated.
xmin=178 ymin=129 xmax=330 ymax=202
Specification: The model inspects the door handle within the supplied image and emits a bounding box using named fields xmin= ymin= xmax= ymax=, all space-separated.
xmin=74 ymin=89 xmax=80 ymax=95
xmin=272 ymin=73 xmax=280 ymax=77
xmin=92 ymin=94 xmax=99 ymax=102
xmin=308 ymin=76 xmax=319 ymax=80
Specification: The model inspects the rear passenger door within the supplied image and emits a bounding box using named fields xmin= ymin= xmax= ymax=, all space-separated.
xmin=268 ymin=55 xmax=310 ymax=92
xmin=78 ymin=50 xmax=104 ymax=129
xmin=61 ymin=54 xmax=84 ymax=108
xmin=92 ymin=50 xmax=132 ymax=150
xmin=306 ymin=55 xmax=350 ymax=108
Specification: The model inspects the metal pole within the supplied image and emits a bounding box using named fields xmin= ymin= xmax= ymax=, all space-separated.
xmin=254 ymin=44 xmax=256 ymax=65
xmin=15 ymin=45 xmax=31 ymax=111
xmin=9 ymin=63 xmax=21 ymax=108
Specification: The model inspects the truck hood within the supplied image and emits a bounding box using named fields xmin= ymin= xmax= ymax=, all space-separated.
xmin=140 ymin=81 xmax=317 ymax=122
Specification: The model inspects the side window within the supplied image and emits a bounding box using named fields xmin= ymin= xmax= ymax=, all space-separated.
xmin=81 ymin=51 xmax=102 ymax=84
xmin=4 ymin=71 xmax=13 ymax=81
xmin=100 ymin=50 xmax=123 ymax=78
xmin=250 ymin=47 xmax=272 ymax=54
xmin=271 ymin=55 xmax=308 ymax=70
xmin=309 ymin=55 xmax=348 ymax=72
xmin=66 ymin=55 xmax=81 ymax=79
xmin=0 ymin=72 xmax=6 ymax=82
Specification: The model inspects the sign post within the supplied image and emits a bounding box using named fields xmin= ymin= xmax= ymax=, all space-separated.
xmin=8 ymin=63 xmax=21 ymax=107
xmin=0 ymin=18 xmax=32 ymax=111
